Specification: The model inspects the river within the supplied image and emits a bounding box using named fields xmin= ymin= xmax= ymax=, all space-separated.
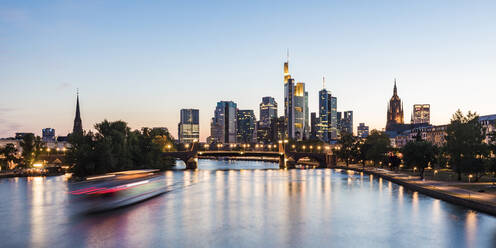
xmin=0 ymin=159 xmax=495 ymax=247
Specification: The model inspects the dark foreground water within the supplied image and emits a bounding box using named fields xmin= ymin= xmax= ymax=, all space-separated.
xmin=0 ymin=159 xmax=495 ymax=248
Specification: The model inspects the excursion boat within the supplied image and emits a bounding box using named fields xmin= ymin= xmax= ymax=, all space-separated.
xmin=69 ymin=169 xmax=170 ymax=213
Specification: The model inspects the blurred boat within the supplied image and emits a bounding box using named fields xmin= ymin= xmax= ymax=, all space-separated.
xmin=69 ymin=169 xmax=170 ymax=213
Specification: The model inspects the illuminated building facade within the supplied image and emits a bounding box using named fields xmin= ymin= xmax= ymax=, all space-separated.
xmin=294 ymin=82 xmax=307 ymax=140
xmin=237 ymin=110 xmax=256 ymax=143
xmin=304 ymin=91 xmax=309 ymax=139
xmin=284 ymin=58 xmax=295 ymax=140
xmin=318 ymin=86 xmax=337 ymax=142
xmin=270 ymin=116 xmax=286 ymax=143
xmin=42 ymin=128 xmax=55 ymax=142
xmin=178 ymin=109 xmax=199 ymax=143
xmin=210 ymin=101 xmax=237 ymax=143
xmin=339 ymin=111 xmax=353 ymax=135
xmin=412 ymin=104 xmax=430 ymax=124
xmin=259 ymin=97 xmax=277 ymax=128
xmin=357 ymin=123 xmax=369 ymax=138
xmin=386 ymin=79 xmax=404 ymax=131
xmin=317 ymin=88 xmax=330 ymax=142
xmin=479 ymin=114 xmax=496 ymax=144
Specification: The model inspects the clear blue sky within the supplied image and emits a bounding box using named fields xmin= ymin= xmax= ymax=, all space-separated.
xmin=1 ymin=0 xmax=495 ymax=141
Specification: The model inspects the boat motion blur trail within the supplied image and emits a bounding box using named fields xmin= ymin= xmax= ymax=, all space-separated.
xmin=69 ymin=169 xmax=175 ymax=213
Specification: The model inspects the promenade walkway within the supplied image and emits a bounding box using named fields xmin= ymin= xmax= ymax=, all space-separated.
xmin=336 ymin=164 xmax=496 ymax=215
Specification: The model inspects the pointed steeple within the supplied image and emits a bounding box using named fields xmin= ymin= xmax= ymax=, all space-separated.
xmin=393 ymin=78 xmax=398 ymax=96
xmin=73 ymin=89 xmax=83 ymax=134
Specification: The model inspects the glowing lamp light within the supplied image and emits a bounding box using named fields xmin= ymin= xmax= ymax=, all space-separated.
xmin=33 ymin=163 xmax=43 ymax=168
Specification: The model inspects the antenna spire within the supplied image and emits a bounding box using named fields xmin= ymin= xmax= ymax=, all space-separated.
xmin=286 ymin=48 xmax=289 ymax=62
xmin=323 ymin=76 xmax=326 ymax=89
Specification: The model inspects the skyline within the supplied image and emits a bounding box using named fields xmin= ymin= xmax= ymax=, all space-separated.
xmin=1 ymin=1 xmax=496 ymax=141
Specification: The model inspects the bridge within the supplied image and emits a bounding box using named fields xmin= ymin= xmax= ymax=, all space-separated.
xmin=162 ymin=143 xmax=336 ymax=169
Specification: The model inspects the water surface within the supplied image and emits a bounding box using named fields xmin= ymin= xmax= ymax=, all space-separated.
xmin=0 ymin=159 xmax=495 ymax=247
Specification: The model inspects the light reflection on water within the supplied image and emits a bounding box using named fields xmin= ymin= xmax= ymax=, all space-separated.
xmin=0 ymin=159 xmax=495 ymax=247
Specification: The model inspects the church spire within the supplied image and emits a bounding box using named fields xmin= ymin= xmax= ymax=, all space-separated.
xmin=393 ymin=78 xmax=397 ymax=96
xmin=73 ymin=89 xmax=83 ymax=134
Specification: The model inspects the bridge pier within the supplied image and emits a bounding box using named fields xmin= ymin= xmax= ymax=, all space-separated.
xmin=184 ymin=157 xmax=197 ymax=170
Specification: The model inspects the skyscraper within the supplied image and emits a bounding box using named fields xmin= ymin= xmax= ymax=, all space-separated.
xmin=237 ymin=110 xmax=256 ymax=143
xmin=73 ymin=91 xmax=83 ymax=134
xmin=259 ymin=97 xmax=277 ymax=127
xmin=318 ymin=87 xmax=330 ymax=142
xmin=338 ymin=111 xmax=353 ymax=135
xmin=386 ymin=79 xmax=404 ymax=131
xmin=294 ymin=82 xmax=306 ymax=140
xmin=284 ymin=59 xmax=295 ymax=140
xmin=210 ymin=101 xmax=237 ymax=143
xmin=412 ymin=104 xmax=430 ymax=124
xmin=178 ymin=109 xmax=199 ymax=143
xmin=357 ymin=123 xmax=369 ymax=138
xmin=310 ymin=112 xmax=318 ymax=139
xmin=304 ymin=91 xmax=309 ymax=139
xmin=329 ymin=96 xmax=338 ymax=139
xmin=318 ymin=77 xmax=338 ymax=141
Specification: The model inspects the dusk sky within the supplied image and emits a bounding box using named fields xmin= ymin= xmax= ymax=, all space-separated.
xmin=1 ymin=0 xmax=495 ymax=141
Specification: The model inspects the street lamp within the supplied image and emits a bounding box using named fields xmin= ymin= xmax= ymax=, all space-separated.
xmin=468 ymin=174 xmax=473 ymax=183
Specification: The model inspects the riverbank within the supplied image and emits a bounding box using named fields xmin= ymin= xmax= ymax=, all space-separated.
xmin=197 ymin=156 xmax=319 ymax=167
xmin=0 ymin=171 xmax=65 ymax=178
xmin=336 ymin=164 xmax=496 ymax=216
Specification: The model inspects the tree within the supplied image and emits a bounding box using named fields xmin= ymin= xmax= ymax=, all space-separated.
xmin=402 ymin=139 xmax=436 ymax=179
xmin=336 ymin=132 xmax=356 ymax=167
xmin=364 ymin=130 xmax=391 ymax=167
xmin=0 ymin=143 xmax=18 ymax=170
xmin=20 ymin=134 xmax=44 ymax=168
xmin=356 ymin=140 xmax=370 ymax=168
xmin=388 ymin=153 xmax=402 ymax=171
xmin=67 ymin=120 xmax=176 ymax=178
xmin=445 ymin=110 xmax=489 ymax=180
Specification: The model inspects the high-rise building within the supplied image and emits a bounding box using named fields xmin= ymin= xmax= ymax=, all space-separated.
xmin=270 ymin=116 xmax=286 ymax=143
xmin=256 ymin=121 xmax=271 ymax=144
xmin=284 ymin=61 xmax=295 ymax=140
xmin=73 ymin=91 xmax=83 ymax=135
xmin=317 ymin=77 xmax=338 ymax=142
xmin=339 ymin=111 xmax=353 ymax=135
xmin=178 ymin=109 xmax=199 ymax=143
xmin=237 ymin=110 xmax=256 ymax=143
xmin=304 ymin=91 xmax=309 ymax=139
xmin=318 ymin=88 xmax=330 ymax=142
xmin=412 ymin=104 xmax=430 ymax=124
xmin=42 ymin=128 xmax=55 ymax=142
xmin=210 ymin=101 xmax=237 ymax=143
xmin=386 ymin=79 xmax=404 ymax=131
xmin=310 ymin=112 xmax=318 ymax=139
xmin=329 ymin=96 xmax=338 ymax=140
xmin=357 ymin=123 xmax=369 ymax=138
xmin=294 ymin=82 xmax=307 ymax=140
xmin=259 ymin=97 xmax=277 ymax=128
